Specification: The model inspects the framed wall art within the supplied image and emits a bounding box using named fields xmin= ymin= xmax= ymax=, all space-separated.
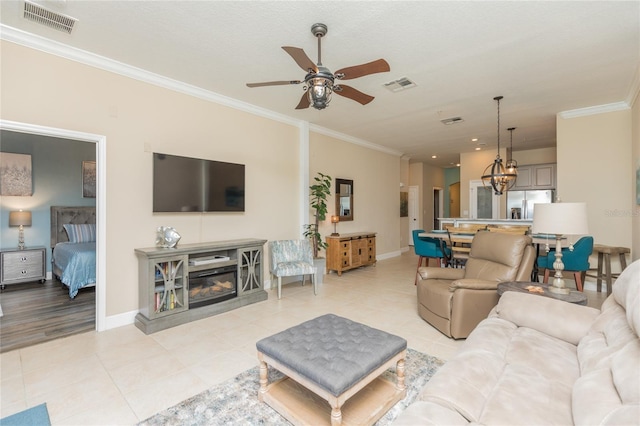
xmin=82 ymin=160 xmax=96 ymax=198
xmin=400 ymin=191 xmax=408 ymax=217
xmin=0 ymin=152 xmax=33 ymax=196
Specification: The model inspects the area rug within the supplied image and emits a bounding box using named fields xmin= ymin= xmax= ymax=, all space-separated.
xmin=139 ymin=348 xmax=443 ymax=426
xmin=0 ymin=403 xmax=51 ymax=426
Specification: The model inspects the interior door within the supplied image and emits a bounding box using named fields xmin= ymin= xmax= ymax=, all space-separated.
xmin=469 ymin=180 xmax=499 ymax=219
xmin=449 ymin=182 xmax=460 ymax=217
xmin=408 ymin=185 xmax=419 ymax=245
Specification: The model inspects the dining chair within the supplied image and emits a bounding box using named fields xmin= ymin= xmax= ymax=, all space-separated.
xmin=537 ymin=236 xmax=594 ymax=291
xmin=445 ymin=225 xmax=486 ymax=268
xmin=412 ymin=230 xmax=450 ymax=285
xmin=268 ymin=240 xmax=317 ymax=299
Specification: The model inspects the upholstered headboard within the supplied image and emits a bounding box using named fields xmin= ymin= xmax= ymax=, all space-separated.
xmin=50 ymin=206 xmax=96 ymax=248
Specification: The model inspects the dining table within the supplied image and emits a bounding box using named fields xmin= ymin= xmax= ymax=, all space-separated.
xmin=418 ymin=231 xmax=562 ymax=281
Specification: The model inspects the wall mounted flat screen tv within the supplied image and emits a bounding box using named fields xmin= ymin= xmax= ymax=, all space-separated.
xmin=153 ymin=153 xmax=245 ymax=212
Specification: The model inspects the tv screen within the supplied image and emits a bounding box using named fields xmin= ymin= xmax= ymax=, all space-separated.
xmin=153 ymin=153 xmax=245 ymax=212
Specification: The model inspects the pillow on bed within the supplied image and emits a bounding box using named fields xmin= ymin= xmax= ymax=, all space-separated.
xmin=63 ymin=223 xmax=96 ymax=243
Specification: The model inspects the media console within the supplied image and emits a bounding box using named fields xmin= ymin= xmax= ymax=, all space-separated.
xmin=134 ymin=238 xmax=267 ymax=334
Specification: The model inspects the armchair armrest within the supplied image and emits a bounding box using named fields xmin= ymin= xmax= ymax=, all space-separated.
xmin=418 ymin=267 xmax=465 ymax=281
xmin=495 ymin=291 xmax=599 ymax=345
xmin=449 ymin=278 xmax=499 ymax=291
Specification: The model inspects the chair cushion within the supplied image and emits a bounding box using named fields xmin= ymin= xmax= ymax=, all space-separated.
xmin=273 ymin=261 xmax=315 ymax=276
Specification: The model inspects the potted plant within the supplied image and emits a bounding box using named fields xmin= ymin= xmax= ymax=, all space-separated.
xmin=303 ymin=172 xmax=332 ymax=283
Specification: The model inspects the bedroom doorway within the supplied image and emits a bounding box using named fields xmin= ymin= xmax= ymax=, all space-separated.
xmin=0 ymin=120 xmax=106 ymax=334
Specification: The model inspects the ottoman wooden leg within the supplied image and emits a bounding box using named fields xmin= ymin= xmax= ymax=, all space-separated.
xmin=330 ymin=404 xmax=342 ymax=426
xmin=258 ymin=357 xmax=268 ymax=402
xmin=396 ymin=358 xmax=406 ymax=392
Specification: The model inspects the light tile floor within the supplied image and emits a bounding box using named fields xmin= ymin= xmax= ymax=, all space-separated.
xmin=0 ymin=251 xmax=607 ymax=425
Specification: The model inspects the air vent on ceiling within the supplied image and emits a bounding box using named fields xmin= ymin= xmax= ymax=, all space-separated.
xmin=440 ymin=117 xmax=464 ymax=125
xmin=383 ymin=77 xmax=417 ymax=92
xmin=23 ymin=1 xmax=77 ymax=34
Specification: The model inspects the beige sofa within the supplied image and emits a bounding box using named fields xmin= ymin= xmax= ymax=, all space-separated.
xmin=396 ymin=259 xmax=640 ymax=425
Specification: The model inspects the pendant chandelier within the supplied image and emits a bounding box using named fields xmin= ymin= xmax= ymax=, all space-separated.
xmin=505 ymin=127 xmax=518 ymax=176
xmin=481 ymin=96 xmax=517 ymax=195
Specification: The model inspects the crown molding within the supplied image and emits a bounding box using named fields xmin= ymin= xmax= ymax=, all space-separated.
xmin=309 ymin=124 xmax=404 ymax=157
xmin=626 ymin=64 xmax=640 ymax=108
xmin=0 ymin=24 xmax=301 ymax=128
xmin=1 ymin=24 xmax=401 ymax=158
xmin=558 ymin=101 xmax=630 ymax=119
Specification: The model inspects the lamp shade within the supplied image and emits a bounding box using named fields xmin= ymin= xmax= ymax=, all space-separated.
xmin=9 ymin=210 xmax=32 ymax=227
xmin=532 ymin=202 xmax=588 ymax=235
xmin=331 ymin=215 xmax=339 ymax=224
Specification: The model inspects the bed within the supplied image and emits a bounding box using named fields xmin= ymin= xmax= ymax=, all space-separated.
xmin=50 ymin=206 xmax=96 ymax=298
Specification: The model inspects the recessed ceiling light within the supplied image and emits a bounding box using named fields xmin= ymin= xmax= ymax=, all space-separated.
xmin=475 ymin=147 xmax=481 ymax=151
xmin=471 ymin=138 xmax=478 ymax=142
xmin=456 ymin=163 xmax=461 ymax=167
xmin=431 ymin=155 xmax=437 ymax=159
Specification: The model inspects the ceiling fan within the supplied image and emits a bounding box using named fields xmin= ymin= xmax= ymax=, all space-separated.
xmin=246 ymin=23 xmax=390 ymax=110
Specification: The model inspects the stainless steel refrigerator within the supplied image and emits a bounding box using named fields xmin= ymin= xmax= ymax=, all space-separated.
xmin=506 ymin=190 xmax=554 ymax=219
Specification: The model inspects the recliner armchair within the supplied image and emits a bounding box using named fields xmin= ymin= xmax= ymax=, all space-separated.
xmin=416 ymin=231 xmax=535 ymax=339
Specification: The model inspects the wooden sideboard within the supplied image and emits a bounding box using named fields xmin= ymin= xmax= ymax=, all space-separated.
xmin=326 ymin=232 xmax=376 ymax=276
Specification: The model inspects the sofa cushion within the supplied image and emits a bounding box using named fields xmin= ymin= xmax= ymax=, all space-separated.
xmin=419 ymin=314 xmax=580 ymax=424
xmin=496 ymin=291 xmax=599 ymax=345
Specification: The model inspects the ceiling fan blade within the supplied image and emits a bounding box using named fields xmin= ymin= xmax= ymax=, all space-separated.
xmin=334 ymin=85 xmax=375 ymax=105
xmin=282 ymin=46 xmax=318 ymax=73
xmin=295 ymin=92 xmax=310 ymax=110
xmin=246 ymin=80 xmax=301 ymax=88
xmin=335 ymin=59 xmax=390 ymax=80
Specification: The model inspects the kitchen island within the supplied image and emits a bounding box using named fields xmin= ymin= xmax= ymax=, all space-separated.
xmin=438 ymin=218 xmax=533 ymax=230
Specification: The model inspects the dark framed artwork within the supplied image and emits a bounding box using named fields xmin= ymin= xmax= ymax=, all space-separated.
xmin=0 ymin=152 xmax=32 ymax=196
xmin=82 ymin=161 xmax=96 ymax=198
xmin=400 ymin=191 xmax=408 ymax=217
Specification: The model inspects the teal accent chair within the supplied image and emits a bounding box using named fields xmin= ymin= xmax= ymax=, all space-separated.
xmin=538 ymin=236 xmax=594 ymax=291
xmin=268 ymin=240 xmax=317 ymax=299
xmin=413 ymin=230 xmax=450 ymax=285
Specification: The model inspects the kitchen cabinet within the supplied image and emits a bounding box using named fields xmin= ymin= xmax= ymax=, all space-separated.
xmin=513 ymin=163 xmax=556 ymax=190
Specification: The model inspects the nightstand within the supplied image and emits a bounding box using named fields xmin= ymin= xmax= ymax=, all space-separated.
xmin=0 ymin=246 xmax=46 ymax=289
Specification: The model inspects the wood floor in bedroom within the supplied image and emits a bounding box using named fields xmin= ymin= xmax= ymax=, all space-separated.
xmin=0 ymin=280 xmax=95 ymax=353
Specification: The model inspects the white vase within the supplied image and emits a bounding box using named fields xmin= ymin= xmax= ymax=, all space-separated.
xmin=314 ymin=257 xmax=326 ymax=285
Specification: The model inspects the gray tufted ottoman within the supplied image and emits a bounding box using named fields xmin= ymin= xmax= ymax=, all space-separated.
xmin=256 ymin=313 xmax=407 ymax=426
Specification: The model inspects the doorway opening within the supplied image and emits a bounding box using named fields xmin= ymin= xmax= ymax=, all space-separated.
xmin=0 ymin=120 xmax=106 ymax=336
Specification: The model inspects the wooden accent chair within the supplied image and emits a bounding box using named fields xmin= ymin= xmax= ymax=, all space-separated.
xmin=268 ymin=240 xmax=317 ymax=299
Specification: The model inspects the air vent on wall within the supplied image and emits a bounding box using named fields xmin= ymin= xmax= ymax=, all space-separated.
xmin=383 ymin=77 xmax=417 ymax=92
xmin=440 ymin=117 xmax=464 ymax=125
xmin=23 ymin=1 xmax=77 ymax=34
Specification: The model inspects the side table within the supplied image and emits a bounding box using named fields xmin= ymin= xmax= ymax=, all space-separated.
xmin=497 ymin=281 xmax=587 ymax=306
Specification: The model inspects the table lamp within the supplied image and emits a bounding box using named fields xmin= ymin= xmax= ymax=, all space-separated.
xmin=331 ymin=215 xmax=340 ymax=236
xmin=9 ymin=210 xmax=32 ymax=250
xmin=532 ymin=202 xmax=588 ymax=294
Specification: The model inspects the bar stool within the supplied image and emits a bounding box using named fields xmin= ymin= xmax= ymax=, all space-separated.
xmin=592 ymin=244 xmax=630 ymax=296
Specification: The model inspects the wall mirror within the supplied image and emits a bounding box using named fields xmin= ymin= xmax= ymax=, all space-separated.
xmin=335 ymin=178 xmax=353 ymax=221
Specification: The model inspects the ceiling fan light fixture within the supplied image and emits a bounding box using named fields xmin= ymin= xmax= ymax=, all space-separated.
xmin=306 ymin=75 xmax=334 ymax=110
xmin=481 ymin=96 xmax=517 ymax=195
xmin=505 ymin=127 xmax=518 ymax=181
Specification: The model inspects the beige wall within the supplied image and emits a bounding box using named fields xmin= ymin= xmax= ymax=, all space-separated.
xmin=1 ymin=41 xmax=402 ymax=323
xmin=512 ymin=147 xmax=556 ymax=166
xmin=309 ymin=132 xmax=401 ymax=257
xmin=632 ymin=91 xmax=640 ymax=262
xmin=557 ymin=108 xmax=633 ymax=262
